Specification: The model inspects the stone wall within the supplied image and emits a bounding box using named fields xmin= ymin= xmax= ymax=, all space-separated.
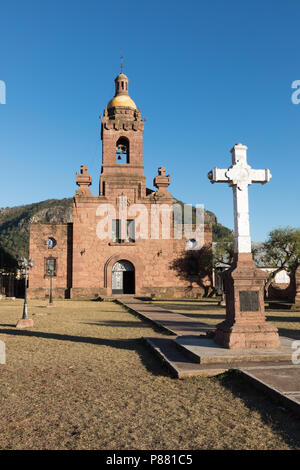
xmin=28 ymin=223 xmax=73 ymax=299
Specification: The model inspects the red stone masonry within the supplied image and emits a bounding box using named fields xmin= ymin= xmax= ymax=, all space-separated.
xmin=28 ymin=223 xmax=73 ymax=299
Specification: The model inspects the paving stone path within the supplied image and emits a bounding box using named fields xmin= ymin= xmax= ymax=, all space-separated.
xmin=118 ymin=297 xmax=300 ymax=417
xmin=118 ymin=297 xmax=216 ymax=336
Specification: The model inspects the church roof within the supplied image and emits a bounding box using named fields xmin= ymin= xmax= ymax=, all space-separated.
xmin=107 ymin=94 xmax=137 ymax=109
xmin=107 ymin=72 xmax=137 ymax=110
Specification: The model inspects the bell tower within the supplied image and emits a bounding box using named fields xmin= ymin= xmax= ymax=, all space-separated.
xmin=100 ymin=71 xmax=146 ymax=202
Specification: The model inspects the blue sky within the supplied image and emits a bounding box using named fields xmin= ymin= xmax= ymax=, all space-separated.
xmin=0 ymin=0 xmax=299 ymax=241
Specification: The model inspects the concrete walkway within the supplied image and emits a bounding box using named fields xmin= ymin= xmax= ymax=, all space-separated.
xmin=118 ymin=297 xmax=300 ymax=417
xmin=117 ymin=297 xmax=215 ymax=336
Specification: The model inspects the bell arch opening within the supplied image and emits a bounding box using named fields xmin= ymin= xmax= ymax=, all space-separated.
xmin=116 ymin=137 xmax=130 ymax=164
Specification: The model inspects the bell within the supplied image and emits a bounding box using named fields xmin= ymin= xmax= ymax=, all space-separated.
xmin=118 ymin=154 xmax=122 ymax=160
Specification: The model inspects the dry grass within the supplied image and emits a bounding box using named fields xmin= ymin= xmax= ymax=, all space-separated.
xmin=0 ymin=298 xmax=300 ymax=450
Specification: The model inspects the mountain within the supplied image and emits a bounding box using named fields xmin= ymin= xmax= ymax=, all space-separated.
xmin=0 ymin=198 xmax=73 ymax=269
xmin=0 ymin=197 xmax=232 ymax=270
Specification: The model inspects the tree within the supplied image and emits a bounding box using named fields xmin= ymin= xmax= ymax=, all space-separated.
xmin=213 ymin=236 xmax=234 ymax=267
xmin=260 ymin=227 xmax=300 ymax=297
xmin=170 ymin=235 xmax=236 ymax=297
xmin=169 ymin=244 xmax=214 ymax=297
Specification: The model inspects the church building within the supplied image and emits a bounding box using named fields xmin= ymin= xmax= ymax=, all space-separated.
xmin=28 ymin=71 xmax=212 ymax=299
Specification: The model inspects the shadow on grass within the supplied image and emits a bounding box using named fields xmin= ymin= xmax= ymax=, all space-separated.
xmin=0 ymin=327 xmax=170 ymax=378
xmin=176 ymin=313 xmax=225 ymax=321
xmin=266 ymin=315 xmax=300 ymax=323
xmin=277 ymin=328 xmax=300 ymax=341
xmin=83 ymin=320 xmax=151 ymax=328
xmin=154 ymin=303 xmax=222 ymax=312
xmin=216 ymin=370 xmax=300 ymax=449
xmin=83 ymin=319 xmax=214 ymax=334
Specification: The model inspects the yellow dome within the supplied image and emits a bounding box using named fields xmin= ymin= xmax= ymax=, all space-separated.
xmin=107 ymin=94 xmax=137 ymax=109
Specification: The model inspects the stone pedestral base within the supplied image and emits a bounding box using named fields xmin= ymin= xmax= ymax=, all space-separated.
xmin=16 ymin=319 xmax=34 ymax=329
xmin=214 ymin=321 xmax=281 ymax=349
xmin=214 ymin=253 xmax=281 ymax=350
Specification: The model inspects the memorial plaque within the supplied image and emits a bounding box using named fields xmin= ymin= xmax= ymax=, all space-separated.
xmin=239 ymin=290 xmax=259 ymax=312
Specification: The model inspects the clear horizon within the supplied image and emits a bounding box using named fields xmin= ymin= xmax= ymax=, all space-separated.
xmin=1 ymin=0 xmax=300 ymax=242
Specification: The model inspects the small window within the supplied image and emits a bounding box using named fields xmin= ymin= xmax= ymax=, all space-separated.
xmin=112 ymin=219 xmax=121 ymax=243
xmin=112 ymin=219 xmax=135 ymax=243
xmin=186 ymin=239 xmax=197 ymax=250
xmin=121 ymin=81 xmax=124 ymax=90
xmin=47 ymin=237 xmax=57 ymax=249
xmin=127 ymin=220 xmax=135 ymax=242
xmin=45 ymin=258 xmax=56 ymax=277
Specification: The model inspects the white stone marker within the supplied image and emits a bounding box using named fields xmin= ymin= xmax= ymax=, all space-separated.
xmin=208 ymin=143 xmax=272 ymax=254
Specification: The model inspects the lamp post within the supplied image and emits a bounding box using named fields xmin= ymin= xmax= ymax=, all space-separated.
xmin=16 ymin=257 xmax=34 ymax=328
xmin=46 ymin=261 xmax=55 ymax=306
xmin=0 ymin=268 xmax=3 ymax=298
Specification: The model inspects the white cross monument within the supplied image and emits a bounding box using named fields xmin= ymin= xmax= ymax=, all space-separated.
xmin=207 ymin=143 xmax=280 ymax=349
xmin=208 ymin=143 xmax=272 ymax=254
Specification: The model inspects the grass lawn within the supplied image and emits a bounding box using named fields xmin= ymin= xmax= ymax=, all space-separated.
xmin=0 ymin=298 xmax=300 ymax=450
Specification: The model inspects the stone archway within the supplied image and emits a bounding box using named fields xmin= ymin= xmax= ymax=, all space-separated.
xmin=112 ymin=260 xmax=135 ymax=295
xmin=104 ymin=254 xmax=143 ymax=296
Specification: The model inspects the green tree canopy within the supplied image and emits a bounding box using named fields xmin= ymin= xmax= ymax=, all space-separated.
xmin=262 ymin=227 xmax=300 ymax=272
xmin=260 ymin=227 xmax=300 ymax=296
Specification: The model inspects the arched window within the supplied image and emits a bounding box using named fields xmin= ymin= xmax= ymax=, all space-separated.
xmin=116 ymin=137 xmax=129 ymax=163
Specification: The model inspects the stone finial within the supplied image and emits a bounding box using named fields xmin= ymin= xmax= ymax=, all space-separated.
xmin=230 ymin=142 xmax=248 ymax=165
xmin=153 ymin=167 xmax=171 ymax=192
xmin=75 ymin=165 xmax=92 ymax=196
xmin=135 ymin=107 xmax=142 ymax=121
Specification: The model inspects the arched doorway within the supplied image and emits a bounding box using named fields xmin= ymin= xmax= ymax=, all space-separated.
xmin=112 ymin=260 xmax=135 ymax=295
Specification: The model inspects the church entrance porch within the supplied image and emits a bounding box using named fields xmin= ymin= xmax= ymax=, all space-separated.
xmin=112 ymin=260 xmax=135 ymax=295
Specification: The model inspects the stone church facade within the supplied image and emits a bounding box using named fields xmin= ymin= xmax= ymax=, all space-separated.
xmin=28 ymin=72 xmax=212 ymax=299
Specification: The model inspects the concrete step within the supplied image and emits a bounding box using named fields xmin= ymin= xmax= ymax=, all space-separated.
xmin=142 ymin=337 xmax=229 ymax=378
xmin=174 ymin=335 xmax=294 ymax=365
